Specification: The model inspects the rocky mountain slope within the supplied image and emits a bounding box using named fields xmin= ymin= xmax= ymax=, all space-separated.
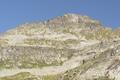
xmin=0 ymin=13 xmax=120 ymax=80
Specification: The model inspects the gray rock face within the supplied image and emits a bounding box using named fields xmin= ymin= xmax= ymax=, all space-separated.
xmin=60 ymin=40 xmax=120 ymax=80
xmin=0 ymin=46 xmax=79 ymax=69
xmin=0 ymin=14 xmax=120 ymax=80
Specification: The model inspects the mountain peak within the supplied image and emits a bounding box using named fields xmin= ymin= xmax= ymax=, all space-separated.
xmin=5 ymin=13 xmax=102 ymax=35
xmin=47 ymin=13 xmax=101 ymax=27
xmin=62 ymin=13 xmax=82 ymax=23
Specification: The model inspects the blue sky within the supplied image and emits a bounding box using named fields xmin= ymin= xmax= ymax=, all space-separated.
xmin=0 ymin=0 xmax=120 ymax=32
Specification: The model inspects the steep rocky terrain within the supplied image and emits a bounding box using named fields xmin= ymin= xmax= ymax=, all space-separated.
xmin=0 ymin=13 xmax=120 ymax=80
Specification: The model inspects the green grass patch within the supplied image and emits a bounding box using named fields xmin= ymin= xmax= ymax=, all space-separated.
xmin=0 ymin=72 xmax=39 ymax=80
xmin=42 ymin=74 xmax=60 ymax=80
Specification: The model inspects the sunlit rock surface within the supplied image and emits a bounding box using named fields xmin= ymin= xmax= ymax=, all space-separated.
xmin=0 ymin=14 xmax=120 ymax=80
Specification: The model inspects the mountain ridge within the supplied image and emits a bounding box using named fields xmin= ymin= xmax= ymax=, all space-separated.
xmin=5 ymin=13 xmax=102 ymax=34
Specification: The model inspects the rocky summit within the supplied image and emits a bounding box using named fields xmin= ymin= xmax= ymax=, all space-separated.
xmin=0 ymin=13 xmax=120 ymax=80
